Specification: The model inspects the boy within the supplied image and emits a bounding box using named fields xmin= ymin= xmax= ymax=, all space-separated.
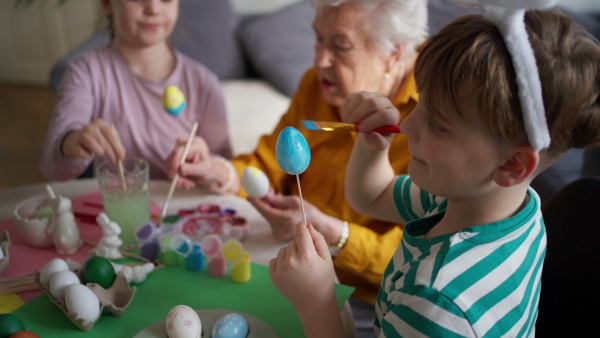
xmin=269 ymin=8 xmax=600 ymax=338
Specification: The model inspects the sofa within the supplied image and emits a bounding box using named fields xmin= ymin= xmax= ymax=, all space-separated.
xmin=49 ymin=0 xmax=600 ymax=203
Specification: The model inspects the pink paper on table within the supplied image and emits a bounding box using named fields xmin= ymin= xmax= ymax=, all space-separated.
xmin=0 ymin=191 xmax=161 ymax=302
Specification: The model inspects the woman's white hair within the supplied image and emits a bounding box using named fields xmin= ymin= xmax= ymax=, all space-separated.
xmin=310 ymin=0 xmax=428 ymax=57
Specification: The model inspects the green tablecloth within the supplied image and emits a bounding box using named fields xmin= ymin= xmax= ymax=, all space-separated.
xmin=13 ymin=262 xmax=354 ymax=337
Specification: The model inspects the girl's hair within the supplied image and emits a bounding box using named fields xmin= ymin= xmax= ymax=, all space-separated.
xmin=415 ymin=10 xmax=600 ymax=168
xmin=310 ymin=0 xmax=428 ymax=56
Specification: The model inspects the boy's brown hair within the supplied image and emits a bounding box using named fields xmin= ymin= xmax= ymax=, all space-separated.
xmin=415 ymin=10 xmax=600 ymax=170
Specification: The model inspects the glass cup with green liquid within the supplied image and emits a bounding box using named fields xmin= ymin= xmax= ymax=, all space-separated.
xmin=96 ymin=158 xmax=150 ymax=250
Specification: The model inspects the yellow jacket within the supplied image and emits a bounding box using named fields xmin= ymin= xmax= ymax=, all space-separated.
xmin=231 ymin=68 xmax=418 ymax=304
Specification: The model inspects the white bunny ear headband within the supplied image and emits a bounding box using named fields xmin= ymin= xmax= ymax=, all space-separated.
xmin=452 ymin=0 xmax=558 ymax=151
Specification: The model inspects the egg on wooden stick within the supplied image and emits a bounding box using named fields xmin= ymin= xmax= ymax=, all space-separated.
xmin=275 ymin=126 xmax=311 ymax=225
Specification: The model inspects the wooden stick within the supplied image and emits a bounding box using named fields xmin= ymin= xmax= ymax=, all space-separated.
xmin=112 ymin=125 xmax=128 ymax=192
xmin=157 ymin=122 xmax=198 ymax=226
xmin=296 ymin=174 xmax=307 ymax=226
xmin=0 ymin=272 xmax=38 ymax=295
xmin=83 ymin=240 xmax=150 ymax=262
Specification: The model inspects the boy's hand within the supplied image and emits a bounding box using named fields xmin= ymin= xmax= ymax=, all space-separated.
xmin=61 ymin=118 xmax=125 ymax=165
xmin=341 ymin=91 xmax=401 ymax=150
xmin=269 ymin=223 xmax=337 ymax=312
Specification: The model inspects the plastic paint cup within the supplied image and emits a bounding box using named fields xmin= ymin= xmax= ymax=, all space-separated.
xmin=231 ymin=252 xmax=251 ymax=283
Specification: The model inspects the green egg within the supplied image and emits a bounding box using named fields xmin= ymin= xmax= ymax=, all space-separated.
xmin=0 ymin=313 xmax=25 ymax=338
xmin=82 ymin=256 xmax=116 ymax=289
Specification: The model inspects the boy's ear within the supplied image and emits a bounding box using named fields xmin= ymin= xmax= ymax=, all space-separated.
xmin=494 ymin=145 xmax=539 ymax=187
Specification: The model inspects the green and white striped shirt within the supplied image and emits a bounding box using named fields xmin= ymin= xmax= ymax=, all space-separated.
xmin=375 ymin=175 xmax=546 ymax=337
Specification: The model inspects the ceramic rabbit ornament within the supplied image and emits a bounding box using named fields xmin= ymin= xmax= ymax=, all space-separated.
xmin=45 ymin=185 xmax=82 ymax=254
xmin=452 ymin=0 xmax=558 ymax=151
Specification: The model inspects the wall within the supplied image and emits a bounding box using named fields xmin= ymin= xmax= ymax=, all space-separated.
xmin=0 ymin=0 xmax=102 ymax=86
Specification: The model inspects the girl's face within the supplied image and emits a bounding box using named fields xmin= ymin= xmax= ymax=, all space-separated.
xmin=312 ymin=3 xmax=396 ymax=107
xmin=400 ymin=92 xmax=509 ymax=200
xmin=104 ymin=0 xmax=179 ymax=48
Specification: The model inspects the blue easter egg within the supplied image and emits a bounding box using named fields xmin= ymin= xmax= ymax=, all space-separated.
xmin=276 ymin=126 xmax=311 ymax=175
xmin=212 ymin=313 xmax=249 ymax=338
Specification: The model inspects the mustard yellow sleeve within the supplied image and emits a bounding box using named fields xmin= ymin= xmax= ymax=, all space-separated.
xmin=231 ymin=70 xmax=312 ymax=197
xmin=333 ymin=222 xmax=403 ymax=287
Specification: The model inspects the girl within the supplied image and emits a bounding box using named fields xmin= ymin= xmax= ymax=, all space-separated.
xmin=39 ymin=0 xmax=231 ymax=180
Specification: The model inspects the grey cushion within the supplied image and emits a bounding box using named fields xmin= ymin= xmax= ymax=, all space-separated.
xmin=49 ymin=0 xmax=246 ymax=93
xmin=238 ymin=0 xmax=315 ymax=97
xmin=428 ymin=0 xmax=479 ymax=34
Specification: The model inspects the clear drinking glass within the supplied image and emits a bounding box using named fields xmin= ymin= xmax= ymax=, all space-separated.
xmin=96 ymin=158 xmax=150 ymax=250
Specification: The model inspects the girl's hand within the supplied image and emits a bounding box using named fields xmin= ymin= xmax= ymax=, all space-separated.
xmin=165 ymin=136 xmax=210 ymax=188
xmin=341 ymin=91 xmax=401 ymax=150
xmin=269 ymin=223 xmax=337 ymax=311
xmin=61 ymin=119 xmax=125 ymax=165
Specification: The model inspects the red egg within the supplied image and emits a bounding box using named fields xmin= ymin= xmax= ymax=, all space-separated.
xmin=9 ymin=330 xmax=41 ymax=338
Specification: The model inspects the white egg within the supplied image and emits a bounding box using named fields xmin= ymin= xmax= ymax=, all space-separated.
xmin=165 ymin=305 xmax=202 ymax=338
xmin=49 ymin=270 xmax=80 ymax=299
xmin=40 ymin=258 xmax=69 ymax=285
xmin=241 ymin=166 xmax=270 ymax=198
xmin=212 ymin=313 xmax=249 ymax=338
xmin=64 ymin=283 xmax=101 ymax=323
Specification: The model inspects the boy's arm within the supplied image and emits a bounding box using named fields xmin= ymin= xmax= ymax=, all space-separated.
xmin=343 ymin=92 xmax=406 ymax=223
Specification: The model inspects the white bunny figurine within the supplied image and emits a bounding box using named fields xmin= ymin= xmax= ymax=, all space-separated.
xmin=91 ymin=212 xmax=123 ymax=259
xmin=45 ymin=185 xmax=82 ymax=255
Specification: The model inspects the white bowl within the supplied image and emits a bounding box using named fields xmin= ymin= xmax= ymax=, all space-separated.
xmin=13 ymin=195 xmax=54 ymax=247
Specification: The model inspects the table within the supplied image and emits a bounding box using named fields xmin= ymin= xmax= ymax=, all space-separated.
xmin=0 ymin=179 xmax=356 ymax=337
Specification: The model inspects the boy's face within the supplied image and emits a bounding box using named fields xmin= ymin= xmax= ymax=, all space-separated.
xmin=400 ymin=92 xmax=509 ymax=200
xmin=104 ymin=0 xmax=179 ymax=48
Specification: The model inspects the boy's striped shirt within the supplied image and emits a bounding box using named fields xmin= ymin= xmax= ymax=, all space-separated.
xmin=374 ymin=175 xmax=546 ymax=337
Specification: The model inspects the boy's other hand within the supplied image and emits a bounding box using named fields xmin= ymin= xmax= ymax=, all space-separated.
xmin=341 ymin=91 xmax=400 ymax=150
xmin=269 ymin=222 xmax=337 ymax=311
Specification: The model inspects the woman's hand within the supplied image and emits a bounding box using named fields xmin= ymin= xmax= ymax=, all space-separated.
xmin=248 ymin=189 xmax=343 ymax=243
xmin=61 ymin=119 xmax=125 ymax=165
xmin=341 ymin=91 xmax=401 ymax=150
xmin=269 ymin=223 xmax=343 ymax=320
xmin=165 ymin=136 xmax=211 ymax=189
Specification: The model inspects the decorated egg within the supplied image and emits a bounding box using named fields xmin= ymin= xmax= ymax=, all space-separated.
xmin=49 ymin=270 xmax=80 ymax=299
xmin=165 ymin=305 xmax=202 ymax=338
xmin=39 ymin=258 xmax=69 ymax=285
xmin=241 ymin=166 xmax=270 ymax=198
xmin=9 ymin=330 xmax=41 ymax=338
xmin=276 ymin=126 xmax=311 ymax=175
xmin=0 ymin=313 xmax=25 ymax=338
xmin=162 ymin=85 xmax=186 ymax=117
xmin=212 ymin=313 xmax=249 ymax=338
xmin=64 ymin=283 xmax=101 ymax=323
xmin=82 ymin=256 xmax=116 ymax=289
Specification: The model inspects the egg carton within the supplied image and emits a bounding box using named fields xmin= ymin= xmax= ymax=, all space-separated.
xmin=0 ymin=231 xmax=10 ymax=276
xmin=34 ymin=269 xmax=136 ymax=331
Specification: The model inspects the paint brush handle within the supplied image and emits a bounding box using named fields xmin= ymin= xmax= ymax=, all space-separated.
xmin=370 ymin=125 xmax=401 ymax=133
xmin=158 ymin=122 xmax=198 ymax=226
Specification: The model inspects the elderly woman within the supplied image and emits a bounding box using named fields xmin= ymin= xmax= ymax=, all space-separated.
xmin=166 ymin=0 xmax=427 ymax=335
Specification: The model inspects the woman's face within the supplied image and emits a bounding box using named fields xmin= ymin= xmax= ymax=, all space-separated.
xmin=313 ymin=3 xmax=393 ymax=107
xmin=104 ymin=0 xmax=179 ymax=48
